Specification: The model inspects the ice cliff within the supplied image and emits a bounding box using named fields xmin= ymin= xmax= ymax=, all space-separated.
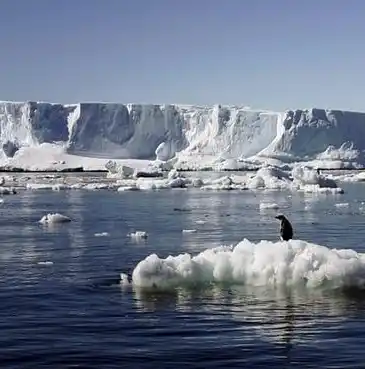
xmin=0 ymin=101 xmax=364 ymax=169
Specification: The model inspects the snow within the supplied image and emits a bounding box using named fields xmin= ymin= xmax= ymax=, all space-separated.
xmin=1 ymin=101 xmax=365 ymax=172
xmin=128 ymin=238 xmax=365 ymax=291
xmin=6 ymin=143 xmax=151 ymax=172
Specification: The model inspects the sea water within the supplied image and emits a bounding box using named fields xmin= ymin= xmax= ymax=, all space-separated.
xmin=1 ymin=181 xmax=365 ymax=368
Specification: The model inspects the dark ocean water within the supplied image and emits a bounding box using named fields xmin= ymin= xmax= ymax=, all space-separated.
xmin=1 ymin=181 xmax=365 ymax=368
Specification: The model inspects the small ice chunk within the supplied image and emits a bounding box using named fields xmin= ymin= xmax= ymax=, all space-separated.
xmin=117 ymin=186 xmax=139 ymax=192
xmin=335 ymin=203 xmax=349 ymax=208
xmin=39 ymin=213 xmax=72 ymax=224
xmin=120 ymin=272 xmax=131 ymax=286
xmin=38 ymin=261 xmax=54 ymax=265
xmin=94 ymin=232 xmax=110 ymax=237
xmin=128 ymin=231 xmax=148 ymax=239
xmin=182 ymin=229 xmax=197 ymax=233
xmin=260 ymin=202 xmax=280 ymax=210
xmin=167 ymin=169 xmax=180 ymax=180
xmin=0 ymin=187 xmax=16 ymax=195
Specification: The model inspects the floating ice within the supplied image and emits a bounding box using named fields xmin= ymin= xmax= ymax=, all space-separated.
xmin=292 ymin=166 xmax=337 ymax=188
xmin=328 ymin=171 xmax=365 ymax=183
xmin=37 ymin=261 xmax=54 ymax=265
xmin=128 ymin=231 xmax=148 ymax=239
xmin=134 ymin=167 xmax=163 ymax=178
xmin=291 ymin=165 xmax=342 ymax=193
xmin=259 ymin=202 xmax=280 ymax=210
xmin=26 ymin=183 xmax=69 ymax=191
xmin=39 ymin=213 xmax=72 ymax=224
xmin=0 ymin=187 xmax=17 ymax=195
xmin=105 ymin=161 xmax=135 ymax=179
xmin=82 ymin=183 xmax=111 ymax=191
xmin=182 ymin=229 xmax=197 ymax=233
xmin=110 ymin=164 xmax=344 ymax=194
xmin=120 ymin=272 xmax=131 ymax=286
xmin=335 ymin=203 xmax=349 ymax=208
xmin=117 ymin=185 xmax=139 ymax=192
xmin=129 ymin=238 xmax=365 ymax=291
xmin=94 ymin=232 xmax=110 ymax=237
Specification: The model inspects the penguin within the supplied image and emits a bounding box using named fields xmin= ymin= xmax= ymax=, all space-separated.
xmin=275 ymin=215 xmax=293 ymax=241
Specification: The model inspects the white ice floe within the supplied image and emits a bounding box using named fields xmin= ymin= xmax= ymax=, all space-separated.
xmin=0 ymin=186 xmax=17 ymax=195
xmin=291 ymin=165 xmax=343 ymax=194
xmin=39 ymin=213 xmax=72 ymax=224
xmin=106 ymin=160 xmax=163 ymax=179
xmin=128 ymin=238 xmax=365 ymax=291
xmin=26 ymin=183 xmax=70 ymax=191
xmin=112 ymin=164 xmax=343 ymax=194
xmin=128 ymin=231 xmax=148 ymax=239
xmin=327 ymin=171 xmax=365 ymax=183
xmin=37 ymin=261 xmax=54 ymax=265
xmin=259 ymin=202 xmax=280 ymax=210
xmin=335 ymin=203 xmax=349 ymax=208
xmin=117 ymin=185 xmax=139 ymax=192
xmin=82 ymin=183 xmax=111 ymax=191
xmin=94 ymin=232 xmax=110 ymax=237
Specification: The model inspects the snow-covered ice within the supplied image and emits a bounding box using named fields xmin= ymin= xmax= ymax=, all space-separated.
xmin=9 ymin=163 xmax=344 ymax=196
xmin=0 ymin=186 xmax=17 ymax=195
xmin=128 ymin=238 xmax=365 ymax=291
xmin=94 ymin=232 xmax=110 ymax=237
xmin=128 ymin=231 xmax=148 ymax=239
xmin=1 ymin=101 xmax=365 ymax=173
xmin=39 ymin=213 xmax=72 ymax=224
xmin=259 ymin=202 xmax=280 ymax=210
xmin=335 ymin=203 xmax=350 ymax=208
xmin=37 ymin=261 xmax=54 ymax=266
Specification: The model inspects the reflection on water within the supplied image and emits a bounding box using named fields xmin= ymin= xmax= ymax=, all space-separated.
xmin=66 ymin=190 xmax=86 ymax=257
xmin=132 ymin=283 xmax=365 ymax=352
xmin=15 ymin=190 xmax=38 ymax=263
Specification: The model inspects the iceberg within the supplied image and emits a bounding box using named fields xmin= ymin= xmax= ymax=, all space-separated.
xmin=0 ymin=101 xmax=364 ymax=171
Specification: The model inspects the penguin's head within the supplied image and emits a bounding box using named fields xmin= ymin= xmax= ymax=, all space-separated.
xmin=275 ymin=215 xmax=286 ymax=221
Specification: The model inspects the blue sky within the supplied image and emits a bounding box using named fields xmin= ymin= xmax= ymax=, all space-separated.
xmin=0 ymin=0 xmax=364 ymax=111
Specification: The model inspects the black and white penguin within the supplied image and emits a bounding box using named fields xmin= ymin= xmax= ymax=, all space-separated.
xmin=275 ymin=215 xmax=293 ymax=241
